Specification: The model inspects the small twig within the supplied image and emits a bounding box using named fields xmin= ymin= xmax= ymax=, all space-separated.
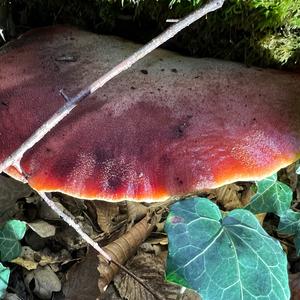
xmin=0 ymin=0 xmax=224 ymax=174
xmin=38 ymin=192 xmax=163 ymax=300
xmin=38 ymin=191 xmax=111 ymax=261
xmin=166 ymin=19 xmax=179 ymax=23
xmin=59 ymin=89 xmax=70 ymax=102
xmin=0 ymin=28 xmax=5 ymax=42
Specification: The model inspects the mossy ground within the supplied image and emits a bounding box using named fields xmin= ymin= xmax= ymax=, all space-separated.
xmin=2 ymin=0 xmax=300 ymax=68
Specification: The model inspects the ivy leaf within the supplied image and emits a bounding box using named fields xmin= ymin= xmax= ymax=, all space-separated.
xmin=0 ymin=263 xmax=9 ymax=298
xmin=244 ymin=174 xmax=292 ymax=216
xmin=278 ymin=209 xmax=300 ymax=256
xmin=165 ymin=197 xmax=290 ymax=300
xmin=0 ymin=220 xmax=26 ymax=261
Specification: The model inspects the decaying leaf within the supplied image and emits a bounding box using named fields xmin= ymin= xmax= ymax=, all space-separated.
xmin=255 ymin=213 xmax=267 ymax=225
xmin=114 ymin=251 xmax=200 ymax=300
xmin=126 ymin=202 xmax=148 ymax=228
xmin=93 ymin=201 xmax=121 ymax=234
xmin=27 ymin=220 xmax=56 ymax=238
xmin=209 ymin=183 xmax=243 ymax=210
xmin=24 ymin=266 xmax=61 ymax=300
xmin=140 ymin=233 xmax=168 ymax=256
xmin=63 ymin=249 xmax=100 ymax=300
xmin=12 ymin=246 xmax=71 ymax=271
xmin=290 ymin=272 xmax=300 ymax=300
xmin=102 ymin=284 xmax=122 ymax=300
xmin=0 ymin=175 xmax=32 ymax=224
xmin=285 ymin=163 xmax=298 ymax=191
xmin=98 ymin=214 xmax=157 ymax=292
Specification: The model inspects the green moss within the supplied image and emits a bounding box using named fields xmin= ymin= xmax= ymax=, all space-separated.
xmin=130 ymin=0 xmax=300 ymax=68
xmin=10 ymin=0 xmax=300 ymax=68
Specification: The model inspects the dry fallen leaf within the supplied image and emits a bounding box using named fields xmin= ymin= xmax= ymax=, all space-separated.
xmin=0 ymin=175 xmax=32 ymax=224
xmin=126 ymin=202 xmax=148 ymax=228
xmin=98 ymin=214 xmax=157 ymax=293
xmin=255 ymin=213 xmax=267 ymax=225
xmin=24 ymin=265 xmax=61 ymax=299
xmin=141 ymin=233 xmax=168 ymax=255
xmin=114 ymin=251 xmax=200 ymax=300
xmin=27 ymin=220 xmax=56 ymax=238
xmin=12 ymin=246 xmax=72 ymax=271
xmin=290 ymin=272 xmax=300 ymax=300
xmin=63 ymin=249 xmax=101 ymax=300
xmin=210 ymin=183 xmax=243 ymax=210
xmin=93 ymin=201 xmax=120 ymax=233
xmin=285 ymin=163 xmax=298 ymax=191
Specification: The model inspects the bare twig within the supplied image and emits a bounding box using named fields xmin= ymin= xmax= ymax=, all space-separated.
xmin=0 ymin=0 xmax=224 ymax=174
xmin=0 ymin=28 xmax=5 ymax=42
xmin=38 ymin=191 xmax=112 ymax=261
xmin=38 ymin=192 xmax=163 ymax=300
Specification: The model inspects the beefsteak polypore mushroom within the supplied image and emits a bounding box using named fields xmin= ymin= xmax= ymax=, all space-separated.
xmin=1 ymin=26 xmax=300 ymax=202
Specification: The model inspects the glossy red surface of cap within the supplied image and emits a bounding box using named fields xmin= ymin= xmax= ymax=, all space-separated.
xmin=1 ymin=26 xmax=300 ymax=201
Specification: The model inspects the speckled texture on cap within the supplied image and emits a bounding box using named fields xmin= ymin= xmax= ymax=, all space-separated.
xmin=1 ymin=26 xmax=300 ymax=201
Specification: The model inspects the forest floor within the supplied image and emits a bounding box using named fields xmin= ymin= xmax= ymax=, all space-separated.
xmin=1 ymin=162 xmax=300 ymax=299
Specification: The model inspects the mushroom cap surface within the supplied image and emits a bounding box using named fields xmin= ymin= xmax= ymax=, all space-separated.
xmin=1 ymin=26 xmax=300 ymax=201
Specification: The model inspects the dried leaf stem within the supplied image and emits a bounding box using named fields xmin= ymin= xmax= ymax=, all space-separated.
xmin=0 ymin=0 xmax=224 ymax=174
xmin=38 ymin=192 xmax=163 ymax=300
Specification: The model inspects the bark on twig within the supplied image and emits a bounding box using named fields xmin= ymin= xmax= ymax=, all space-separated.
xmin=0 ymin=0 xmax=224 ymax=174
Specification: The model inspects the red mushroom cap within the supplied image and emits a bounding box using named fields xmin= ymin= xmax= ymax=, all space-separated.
xmin=1 ymin=26 xmax=300 ymax=201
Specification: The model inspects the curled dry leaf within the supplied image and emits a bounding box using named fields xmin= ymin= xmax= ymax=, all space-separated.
xmin=98 ymin=214 xmax=157 ymax=292
xmin=114 ymin=251 xmax=200 ymax=300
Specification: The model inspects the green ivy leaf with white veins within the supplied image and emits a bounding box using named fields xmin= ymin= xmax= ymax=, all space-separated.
xmin=0 ymin=263 xmax=10 ymax=298
xmin=278 ymin=209 xmax=300 ymax=256
xmin=165 ymin=197 xmax=290 ymax=300
xmin=0 ymin=220 xmax=26 ymax=261
xmin=244 ymin=174 xmax=292 ymax=216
